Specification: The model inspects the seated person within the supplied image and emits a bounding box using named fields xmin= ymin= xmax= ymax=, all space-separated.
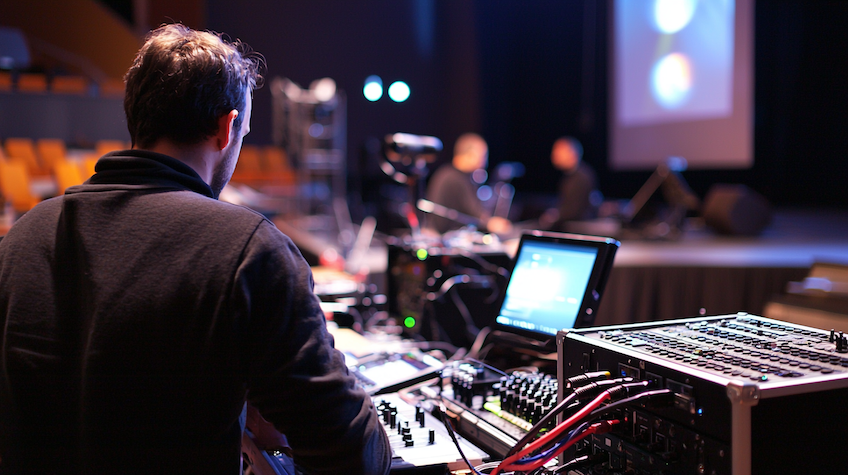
xmin=540 ymin=136 xmax=599 ymax=231
xmin=424 ymin=132 xmax=511 ymax=234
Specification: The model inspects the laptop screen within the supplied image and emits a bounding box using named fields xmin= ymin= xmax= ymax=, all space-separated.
xmin=494 ymin=232 xmax=619 ymax=341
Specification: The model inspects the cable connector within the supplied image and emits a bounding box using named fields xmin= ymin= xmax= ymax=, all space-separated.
xmin=565 ymin=371 xmax=611 ymax=390
xmin=607 ymin=380 xmax=651 ymax=400
xmin=641 ymin=389 xmax=676 ymax=408
xmin=592 ymin=418 xmax=621 ymax=435
xmin=572 ymin=377 xmax=634 ymax=399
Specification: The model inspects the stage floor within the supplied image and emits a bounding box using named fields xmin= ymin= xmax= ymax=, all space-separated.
xmin=615 ymin=208 xmax=848 ymax=267
xmin=595 ymin=208 xmax=848 ymax=326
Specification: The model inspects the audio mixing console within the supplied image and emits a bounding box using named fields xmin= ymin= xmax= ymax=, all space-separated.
xmin=558 ymin=313 xmax=848 ymax=475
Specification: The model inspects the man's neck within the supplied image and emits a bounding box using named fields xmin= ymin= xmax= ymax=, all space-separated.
xmin=144 ymin=139 xmax=217 ymax=184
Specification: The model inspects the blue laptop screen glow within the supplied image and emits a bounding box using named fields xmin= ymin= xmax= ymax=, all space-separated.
xmin=495 ymin=240 xmax=598 ymax=336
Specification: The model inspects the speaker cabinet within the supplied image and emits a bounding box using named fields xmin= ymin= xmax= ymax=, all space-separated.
xmin=703 ymin=184 xmax=772 ymax=236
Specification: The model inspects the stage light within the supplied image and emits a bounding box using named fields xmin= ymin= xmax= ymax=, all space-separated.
xmin=310 ymin=77 xmax=336 ymax=102
xmin=651 ymin=52 xmax=693 ymax=109
xmin=388 ymin=81 xmax=410 ymax=102
xmin=653 ymin=0 xmax=698 ymax=34
xmin=363 ymin=75 xmax=383 ymax=101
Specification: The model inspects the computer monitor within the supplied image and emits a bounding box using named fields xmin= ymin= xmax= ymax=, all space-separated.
xmin=493 ymin=231 xmax=619 ymax=343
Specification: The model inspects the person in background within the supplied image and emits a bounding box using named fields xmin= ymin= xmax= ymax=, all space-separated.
xmin=424 ymin=132 xmax=512 ymax=234
xmin=540 ymin=136 xmax=599 ymax=231
xmin=0 ymin=23 xmax=389 ymax=475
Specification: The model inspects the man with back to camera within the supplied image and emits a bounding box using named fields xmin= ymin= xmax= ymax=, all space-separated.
xmin=424 ymin=132 xmax=512 ymax=234
xmin=0 ymin=24 xmax=390 ymax=475
xmin=540 ymin=136 xmax=598 ymax=231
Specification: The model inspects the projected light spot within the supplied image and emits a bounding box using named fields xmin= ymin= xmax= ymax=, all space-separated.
xmin=653 ymin=0 xmax=698 ymax=34
xmin=363 ymin=75 xmax=383 ymax=101
xmin=404 ymin=316 xmax=416 ymax=328
xmin=651 ymin=53 xmax=693 ymax=109
xmin=416 ymin=248 xmax=428 ymax=260
xmin=388 ymin=81 xmax=410 ymax=102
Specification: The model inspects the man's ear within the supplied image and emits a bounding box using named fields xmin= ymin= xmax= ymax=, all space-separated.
xmin=215 ymin=110 xmax=239 ymax=151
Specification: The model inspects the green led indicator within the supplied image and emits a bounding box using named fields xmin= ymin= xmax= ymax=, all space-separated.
xmin=404 ymin=316 xmax=416 ymax=328
xmin=416 ymin=248 xmax=428 ymax=260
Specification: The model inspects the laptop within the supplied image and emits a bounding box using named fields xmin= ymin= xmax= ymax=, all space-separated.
xmin=493 ymin=231 xmax=619 ymax=345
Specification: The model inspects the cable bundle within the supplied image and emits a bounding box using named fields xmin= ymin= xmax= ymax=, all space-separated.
xmin=441 ymin=370 xmax=674 ymax=475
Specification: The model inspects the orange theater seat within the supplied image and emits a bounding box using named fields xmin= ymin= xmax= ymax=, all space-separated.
xmin=4 ymin=138 xmax=47 ymax=177
xmin=81 ymin=154 xmax=99 ymax=179
xmin=0 ymin=71 xmax=11 ymax=92
xmin=99 ymin=78 xmax=125 ymax=97
xmin=231 ymin=144 xmax=263 ymax=183
xmin=36 ymin=138 xmax=67 ymax=173
xmin=0 ymin=159 xmax=40 ymax=213
xmin=262 ymin=146 xmax=296 ymax=185
xmin=52 ymin=75 xmax=88 ymax=95
xmin=16 ymin=73 xmax=47 ymax=93
xmin=96 ymin=140 xmax=128 ymax=156
xmin=54 ymin=159 xmax=85 ymax=194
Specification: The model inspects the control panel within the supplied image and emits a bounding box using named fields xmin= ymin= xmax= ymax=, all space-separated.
xmin=558 ymin=313 xmax=848 ymax=475
xmin=373 ymin=392 xmax=489 ymax=472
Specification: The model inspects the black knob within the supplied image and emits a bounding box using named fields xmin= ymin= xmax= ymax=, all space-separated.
xmin=837 ymin=332 xmax=848 ymax=353
xmin=405 ymin=439 xmax=414 ymax=447
xmin=429 ymin=429 xmax=436 ymax=445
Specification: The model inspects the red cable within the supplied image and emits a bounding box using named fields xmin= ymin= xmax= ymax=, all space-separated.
xmin=490 ymin=391 xmax=611 ymax=475
xmin=502 ymin=420 xmax=619 ymax=473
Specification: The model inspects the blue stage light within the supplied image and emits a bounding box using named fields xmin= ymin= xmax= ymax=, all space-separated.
xmin=388 ymin=81 xmax=410 ymax=102
xmin=363 ymin=75 xmax=383 ymax=101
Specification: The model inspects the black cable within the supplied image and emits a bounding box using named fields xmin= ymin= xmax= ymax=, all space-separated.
xmin=551 ymin=453 xmax=605 ymax=474
xmin=586 ymin=389 xmax=673 ymax=422
xmin=451 ymin=247 xmax=511 ymax=280
xmin=507 ymin=388 xmax=671 ymax=474
xmin=540 ymin=390 xmax=674 ymax=473
xmin=440 ymin=404 xmax=484 ymax=475
xmin=450 ymin=285 xmax=483 ymax=343
xmin=505 ymin=376 xmax=628 ymax=458
xmin=467 ymin=326 xmax=493 ymax=359
xmin=476 ymin=342 xmax=496 ymax=361
xmin=463 ymin=357 xmax=508 ymax=377
xmin=505 ymin=391 xmax=580 ymax=458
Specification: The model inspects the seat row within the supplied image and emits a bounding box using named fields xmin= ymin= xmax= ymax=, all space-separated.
xmin=0 ymin=138 xmax=129 ymax=214
xmin=0 ymin=71 xmax=124 ymax=96
xmin=0 ymin=139 xmax=297 ymax=215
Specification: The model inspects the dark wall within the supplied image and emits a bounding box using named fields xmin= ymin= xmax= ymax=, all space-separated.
xmin=206 ymin=1 xmax=482 ymax=190
xmin=208 ymin=0 xmax=848 ymax=210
